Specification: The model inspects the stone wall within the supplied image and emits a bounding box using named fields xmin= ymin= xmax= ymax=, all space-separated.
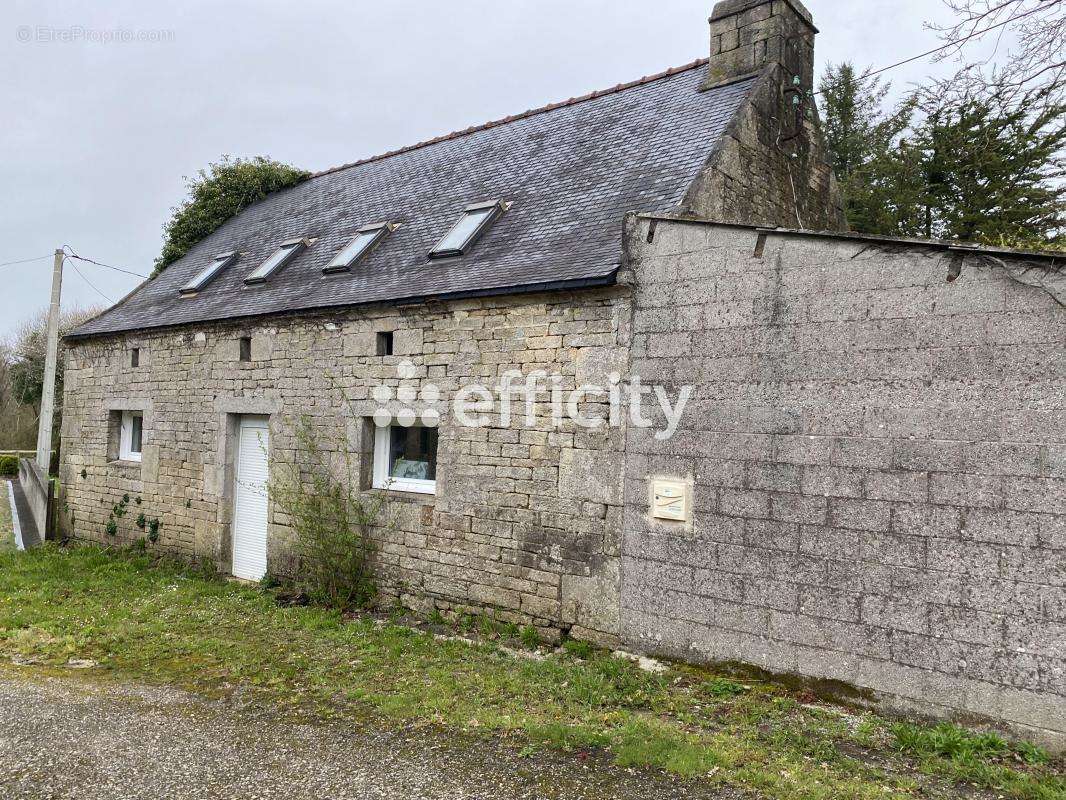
xmin=60 ymin=288 xmax=629 ymax=642
xmin=685 ymin=0 xmax=847 ymax=232
xmin=618 ymin=214 xmax=1066 ymax=747
xmin=683 ymin=68 xmax=846 ymax=233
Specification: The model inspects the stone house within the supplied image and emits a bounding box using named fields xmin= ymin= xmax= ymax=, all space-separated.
xmin=63 ymin=0 xmax=1064 ymax=747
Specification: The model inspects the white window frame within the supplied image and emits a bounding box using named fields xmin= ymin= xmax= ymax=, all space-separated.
xmin=119 ymin=411 xmax=143 ymax=462
xmin=244 ymin=238 xmax=308 ymax=284
xmin=428 ymin=200 xmax=506 ymax=259
xmin=323 ymin=222 xmax=395 ymax=273
xmin=179 ymin=251 xmax=238 ymax=296
xmin=372 ymin=423 xmax=437 ymax=495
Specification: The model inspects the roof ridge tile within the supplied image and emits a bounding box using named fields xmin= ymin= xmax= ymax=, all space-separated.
xmin=312 ymin=58 xmax=710 ymax=179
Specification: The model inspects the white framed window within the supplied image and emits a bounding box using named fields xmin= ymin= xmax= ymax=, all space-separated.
xmin=373 ymin=423 xmax=438 ymax=494
xmin=429 ymin=200 xmax=506 ymax=259
xmin=323 ymin=223 xmax=394 ymax=273
xmin=179 ymin=251 xmax=238 ymax=296
xmin=119 ymin=411 xmax=143 ymax=462
xmin=244 ymin=238 xmax=308 ymax=284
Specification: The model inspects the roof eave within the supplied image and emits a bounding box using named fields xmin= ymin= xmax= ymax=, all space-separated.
xmin=64 ymin=270 xmax=621 ymax=342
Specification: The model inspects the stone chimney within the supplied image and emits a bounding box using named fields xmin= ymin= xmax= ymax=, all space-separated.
xmin=704 ymin=0 xmax=817 ymax=91
xmin=685 ymin=0 xmax=847 ymax=231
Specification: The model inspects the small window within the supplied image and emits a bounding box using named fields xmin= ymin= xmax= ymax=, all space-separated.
xmin=429 ymin=200 xmax=505 ymax=258
xmin=373 ymin=423 xmax=438 ymax=494
xmin=119 ymin=411 xmax=143 ymax=462
xmin=376 ymin=331 xmax=394 ymax=356
xmin=244 ymin=238 xmax=307 ymax=284
xmin=239 ymin=337 xmax=252 ymax=362
xmin=180 ymin=252 xmax=238 ymax=296
xmin=323 ymin=223 xmax=394 ymax=273
xmin=130 ymin=348 xmax=140 ymax=368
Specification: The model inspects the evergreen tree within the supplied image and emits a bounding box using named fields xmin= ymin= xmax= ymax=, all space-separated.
xmin=902 ymin=80 xmax=1065 ymax=246
xmin=818 ymin=64 xmax=912 ymax=234
xmin=821 ymin=63 xmax=1065 ymax=248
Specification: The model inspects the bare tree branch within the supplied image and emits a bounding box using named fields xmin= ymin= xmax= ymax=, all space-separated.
xmin=931 ymin=0 xmax=1066 ymax=95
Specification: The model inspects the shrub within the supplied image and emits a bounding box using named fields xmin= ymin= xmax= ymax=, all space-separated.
xmin=0 ymin=456 xmax=17 ymax=476
xmin=258 ymin=572 xmax=281 ymax=590
xmin=268 ymin=415 xmax=381 ymax=610
xmin=153 ymin=156 xmax=309 ymax=277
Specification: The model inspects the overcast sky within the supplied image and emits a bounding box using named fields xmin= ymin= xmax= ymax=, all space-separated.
xmin=1 ymin=0 xmax=1013 ymax=342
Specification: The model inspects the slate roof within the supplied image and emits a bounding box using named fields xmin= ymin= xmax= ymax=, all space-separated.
xmin=71 ymin=60 xmax=756 ymax=338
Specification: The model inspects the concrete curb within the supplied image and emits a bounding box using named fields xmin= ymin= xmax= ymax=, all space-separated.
xmin=7 ymin=480 xmax=25 ymax=551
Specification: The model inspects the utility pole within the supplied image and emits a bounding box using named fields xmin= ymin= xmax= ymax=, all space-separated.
xmin=35 ymin=249 xmax=64 ymax=473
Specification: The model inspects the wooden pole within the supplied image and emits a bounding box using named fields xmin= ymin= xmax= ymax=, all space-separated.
xmin=35 ymin=249 xmax=64 ymax=473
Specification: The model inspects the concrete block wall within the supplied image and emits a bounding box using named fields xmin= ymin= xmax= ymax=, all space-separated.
xmin=619 ymin=215 xmax=1066 ymax=746
xmin=60 ymin=289 xmax=629 ymax=642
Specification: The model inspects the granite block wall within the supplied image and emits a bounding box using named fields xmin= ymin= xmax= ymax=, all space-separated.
xmin=60 ymin=289 xmax=629 ymax=642
xmin=688 ymin=0 xmax=847 ymax=233
xmin=619 ymin=215 xmax=1066 ymax=746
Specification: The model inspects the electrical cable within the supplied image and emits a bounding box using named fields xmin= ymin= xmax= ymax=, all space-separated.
xmin=0 ymin=254 xmax=52 ymax=269
xmin=62 ymin=246 xmax=147 ymax=278
xmin=65 ymin=256 xmax=114 ymax=302
xmin=812 ymin=4 xmax=1046 ymax=96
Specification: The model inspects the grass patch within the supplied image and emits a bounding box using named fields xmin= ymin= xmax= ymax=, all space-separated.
xmin=892 ymin=722 xmax=1062 ymax=798
xmin=561 ymin=638 xmax=594 ymax=659
xmin=0 ymin=544 xmax=1062 ymax=800
xmin=699 ymin=676 xmax=749 ymax=699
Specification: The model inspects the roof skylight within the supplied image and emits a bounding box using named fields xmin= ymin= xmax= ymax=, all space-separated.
xmin=179 ymin=251 xmax=239 ymax=296
xmin=244 ymin=238 xmax=307 ymax=284
xmin=429 ymin=200 xmax=506 ymax=259
xmin=323 ymin=223 xmax=394 ymax=274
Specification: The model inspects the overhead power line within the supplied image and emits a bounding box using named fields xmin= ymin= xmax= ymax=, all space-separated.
xmin=813 ymin=4 xmax=1045 ymax=96
xmin=0 ymin=254 xmax=52 ymax=269
xmin=868 ymin=7 xmax=1040 ymax=80
xmin=0 ymin=248 xmax=148 ymax=281
xmin=62 ymin=246 xmax=147 ymax=278
xmin=65 ymin=255 xmax=114 ymax=303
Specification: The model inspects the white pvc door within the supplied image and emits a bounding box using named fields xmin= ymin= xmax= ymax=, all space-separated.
xmin=232 ymin=416 xmax=269 ymax=581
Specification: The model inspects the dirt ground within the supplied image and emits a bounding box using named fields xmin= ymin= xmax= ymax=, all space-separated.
xmin=0 ymin=667 xmax=737 ymax=800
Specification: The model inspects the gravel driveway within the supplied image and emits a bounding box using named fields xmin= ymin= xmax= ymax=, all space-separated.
xmin=0 ymin=668 xmax=735 ymax=800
